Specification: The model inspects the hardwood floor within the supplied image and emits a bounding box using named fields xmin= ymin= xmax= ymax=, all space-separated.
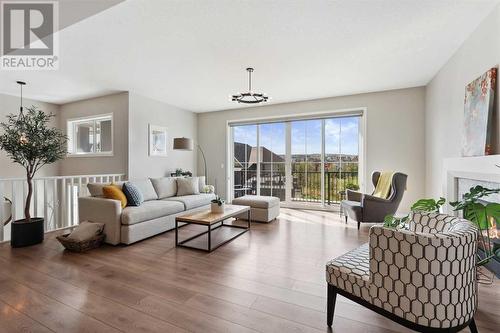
xmin=0 ymin=208 xmax=497 ymax=333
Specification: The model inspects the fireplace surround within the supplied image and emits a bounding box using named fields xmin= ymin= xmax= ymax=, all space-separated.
xmin=443 ymin=155 xmax=500 ymax=277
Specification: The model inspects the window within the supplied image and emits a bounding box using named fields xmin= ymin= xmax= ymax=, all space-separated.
xmin=67 ymin=114 xmax=113 ymax=156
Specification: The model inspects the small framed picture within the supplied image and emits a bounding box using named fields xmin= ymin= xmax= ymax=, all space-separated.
xmin=149 ymin=124 xmax=168 ymax=156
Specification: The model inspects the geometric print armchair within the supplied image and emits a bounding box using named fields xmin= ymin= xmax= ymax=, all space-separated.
xmin=326 ymin=212 xmax=479 ymax=333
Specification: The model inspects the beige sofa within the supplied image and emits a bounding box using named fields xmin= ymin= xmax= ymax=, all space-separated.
xmin=78 ymin=177 xmax=215 ymax=245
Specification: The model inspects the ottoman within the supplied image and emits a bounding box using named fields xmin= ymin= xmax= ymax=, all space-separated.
xmin=232 ymin=195 xmax=280 ymax=222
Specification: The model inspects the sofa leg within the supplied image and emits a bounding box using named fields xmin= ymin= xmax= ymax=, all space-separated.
xmin=469 ymin=318 xmax=478 ymax=333
xmin=357 ymin=221 xmax=360 ymax=230
xmin=327 ymin=284 xmax=337 ymax=327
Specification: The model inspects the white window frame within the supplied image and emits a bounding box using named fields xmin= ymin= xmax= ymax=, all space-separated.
xmin=66 ymin=113 xmax=114 ymax=157
xmin=226 ymin=107 xmax=367 ymax=210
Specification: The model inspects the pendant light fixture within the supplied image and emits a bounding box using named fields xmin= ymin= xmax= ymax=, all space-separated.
xmin=17 ymin=81 xmax=26 ymax=117
xmin=231 ymin=67 xmax=269 ymax=104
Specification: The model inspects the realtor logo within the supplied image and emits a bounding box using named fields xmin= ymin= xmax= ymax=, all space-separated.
xmin=1 ymin=1 xmax=59 ymax=70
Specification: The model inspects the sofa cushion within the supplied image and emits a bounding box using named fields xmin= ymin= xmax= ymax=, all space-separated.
xmin=164 ymin=193 xmax=215 ymax=210
xmin=88 ymin=181 xmax=125 ymax=197
xmin=128 ymin=179 xmax=158 ymax=201
xmin=150 ymin=177 xmax=177 ymax=199
xmin=121 ymin=200 xmax=185 ymax=225
xmin=326 ymin=243 xmax=372 ymax=302
xmin=103 ymin=185 xmax=127 ymax=208
xmin=232 ymin=195 xmax=280 ymax=209
xmin=122 ymin=182 xmax=144 ymax=206
xmin=176 ymin=177 xmax=200 ymax=196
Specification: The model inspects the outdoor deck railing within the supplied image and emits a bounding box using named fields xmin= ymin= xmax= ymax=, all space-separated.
xmin=234 ymin=170 xmax=358 ymax=204
xmin=0 ymin=173 xmax=125 ymax=242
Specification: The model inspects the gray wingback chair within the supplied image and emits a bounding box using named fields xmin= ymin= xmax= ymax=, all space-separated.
xmin=341 ymin=171 xmax=407 ymax=229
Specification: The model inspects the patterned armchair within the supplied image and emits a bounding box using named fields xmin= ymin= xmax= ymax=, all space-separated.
xmin=326 ymin=212 xmax=479 ymax=333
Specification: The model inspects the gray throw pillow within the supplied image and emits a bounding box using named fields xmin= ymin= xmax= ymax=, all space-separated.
xmin=123 ymin=182 xmax=144 ymax=206
xmin=128 ymin=179 xmax=158 ymax=201
xmin=150 ymin=177 xmax=177 ymax=198
xmin=177 ymin=177 xmax=200 ymax=196
xmin=67 ymin=221 xmax=104 ymax=242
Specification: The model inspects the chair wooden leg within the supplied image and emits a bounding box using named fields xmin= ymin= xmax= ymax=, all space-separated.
xmin=327 ymin=284 xmax=337 ymax=327
xmin=344 ymin=216 xmax=348 ymax=224
xmin=357 ymin=221 xmax=360 ymax=230
xmin=469 ymin=318 xmax=478 ymax=333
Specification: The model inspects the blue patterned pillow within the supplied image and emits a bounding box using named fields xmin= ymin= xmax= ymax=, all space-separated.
xmin=122 ymin=182 xmax=144 ymax=206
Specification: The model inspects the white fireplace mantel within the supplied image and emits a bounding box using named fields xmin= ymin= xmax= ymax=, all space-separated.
xmin=442 ymin=155 xmax=500 ymax=213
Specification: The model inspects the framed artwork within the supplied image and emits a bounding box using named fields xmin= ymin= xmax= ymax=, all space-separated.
xmin=462 ymin=67 xmax=497 ymax=156
xmin=149 ymin=124 xmax=168 ymax=156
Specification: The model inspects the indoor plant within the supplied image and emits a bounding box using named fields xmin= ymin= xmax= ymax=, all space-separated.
xmin=383 ymin=197 xmax=445 ymax=229
xmin=211 ymin=196 xmax=225 ymax=213
xmin=450 ymin=185 xmax=500 ymax=266
xmin=0 ymin=104 xmax=67 ymax=247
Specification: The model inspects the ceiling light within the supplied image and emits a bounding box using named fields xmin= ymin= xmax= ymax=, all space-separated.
xmin=232 ymin=67 xmax=269 ymax=104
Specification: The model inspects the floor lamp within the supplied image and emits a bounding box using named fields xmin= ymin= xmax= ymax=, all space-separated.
xmin=172 ymin=137 xmax=207 ymax=180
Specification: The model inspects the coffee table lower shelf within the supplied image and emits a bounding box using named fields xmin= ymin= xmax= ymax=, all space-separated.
xmin=175 ymin=209 xmax=251 ymax=252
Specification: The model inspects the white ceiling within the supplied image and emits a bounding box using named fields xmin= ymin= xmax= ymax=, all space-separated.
xmin=0 ymin=0 xmax=498 ymax=112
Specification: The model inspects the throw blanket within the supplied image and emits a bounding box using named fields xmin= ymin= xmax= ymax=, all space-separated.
xmin=373 ymin=171 xmax=394 ymax=199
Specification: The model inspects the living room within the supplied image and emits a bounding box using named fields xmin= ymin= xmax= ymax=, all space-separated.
xmin=0 ymin=1 xmax=499 ymax=332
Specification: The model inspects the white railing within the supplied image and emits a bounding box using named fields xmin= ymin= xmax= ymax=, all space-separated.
xmin=0 ymin=173 xmax=125 ymax=242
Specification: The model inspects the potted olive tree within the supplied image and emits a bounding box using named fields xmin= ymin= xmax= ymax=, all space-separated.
xmin=0 ymin=105 xmax=67 ymax=247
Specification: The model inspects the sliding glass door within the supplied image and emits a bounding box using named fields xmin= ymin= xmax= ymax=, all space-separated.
xmin=230 ymin=114 xmax=361 ymax=207
xmin=259 ymin=123 xmax=286 ymax=200
xmin=291 ymin=120 xmax=322 ymax=203
xmin=233 ymin=125 xmax=257 ymax=198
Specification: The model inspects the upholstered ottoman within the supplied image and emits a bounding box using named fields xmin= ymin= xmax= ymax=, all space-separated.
xmin=232 ymin=195 xmax=280 ymax=222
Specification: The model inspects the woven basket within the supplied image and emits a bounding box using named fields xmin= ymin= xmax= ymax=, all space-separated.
xmin=56 ymin=233 xmax=105 ymax=252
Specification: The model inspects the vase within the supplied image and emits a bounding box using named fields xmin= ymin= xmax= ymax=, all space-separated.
xmin=211 ymin=202 xmax=225 ymax=213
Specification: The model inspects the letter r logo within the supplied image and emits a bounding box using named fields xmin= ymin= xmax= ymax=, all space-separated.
xmin=1 ymin=2 xmax=55 ymax=56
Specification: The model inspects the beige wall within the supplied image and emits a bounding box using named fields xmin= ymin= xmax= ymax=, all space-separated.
xmin=128 ymin=93 xmax=197 ymax=180
xmin=198 ymin=87 xmax=426 ymax=212
xmin=58 ymin=92 xmax=129 ymax=176
xmin=0 ymin=93 xmax=60 ymax=178
xmin=425 ymin=5 xmax=500 ymax=199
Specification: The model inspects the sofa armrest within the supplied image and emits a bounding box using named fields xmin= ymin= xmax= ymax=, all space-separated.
xmin=78 ymin=197 xmax=122 ymax=245
xmin=346 ymin=189 xmax=363 ymax=202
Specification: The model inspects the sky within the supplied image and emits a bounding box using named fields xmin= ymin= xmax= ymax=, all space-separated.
xmin=233 ymin=116 xmax=359 ymax=155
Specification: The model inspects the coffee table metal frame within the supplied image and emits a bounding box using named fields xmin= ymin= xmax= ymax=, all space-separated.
xmin=175 ymin=206 xmax=251 ymax=252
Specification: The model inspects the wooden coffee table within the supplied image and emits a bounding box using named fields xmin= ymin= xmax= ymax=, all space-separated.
xmin=175 ymin=204 xmax=251 ymax=252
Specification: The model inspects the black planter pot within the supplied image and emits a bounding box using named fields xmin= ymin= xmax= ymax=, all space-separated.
xmin=11 ymin=217 xmax=44 ymax=248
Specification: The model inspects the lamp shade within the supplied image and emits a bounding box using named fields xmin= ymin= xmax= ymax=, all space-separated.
xmin=173 ymin=137 xmax=194 ymax=151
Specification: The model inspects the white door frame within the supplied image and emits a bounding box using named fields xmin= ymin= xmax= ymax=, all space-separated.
xmin=226 ymin=107 xmax=367 ymax=209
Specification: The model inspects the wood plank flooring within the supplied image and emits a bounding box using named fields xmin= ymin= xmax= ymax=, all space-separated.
xmin=0 ymin=208 xmax=497 ymax=333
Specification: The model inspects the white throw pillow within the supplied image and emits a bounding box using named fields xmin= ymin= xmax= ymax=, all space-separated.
xmin=67 ymin=221 xmax=104 ymax=242
xmin=150 ymin=177 xmax=177 ymax=198
xmin=177 ymin=177 xmax=200 ymax=196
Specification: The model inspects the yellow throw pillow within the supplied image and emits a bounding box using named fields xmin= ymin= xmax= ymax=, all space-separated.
xmin=103 ymin=185 xmax=127 ymax=208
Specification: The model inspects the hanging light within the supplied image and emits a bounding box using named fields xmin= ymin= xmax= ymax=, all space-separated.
xmin=16 ymin=81 xmax=26 ymax=115
xmin=231 ymin=67 xmax=269 ymax=104
xmin=16 ymin=81 xmax=28 ymax=144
